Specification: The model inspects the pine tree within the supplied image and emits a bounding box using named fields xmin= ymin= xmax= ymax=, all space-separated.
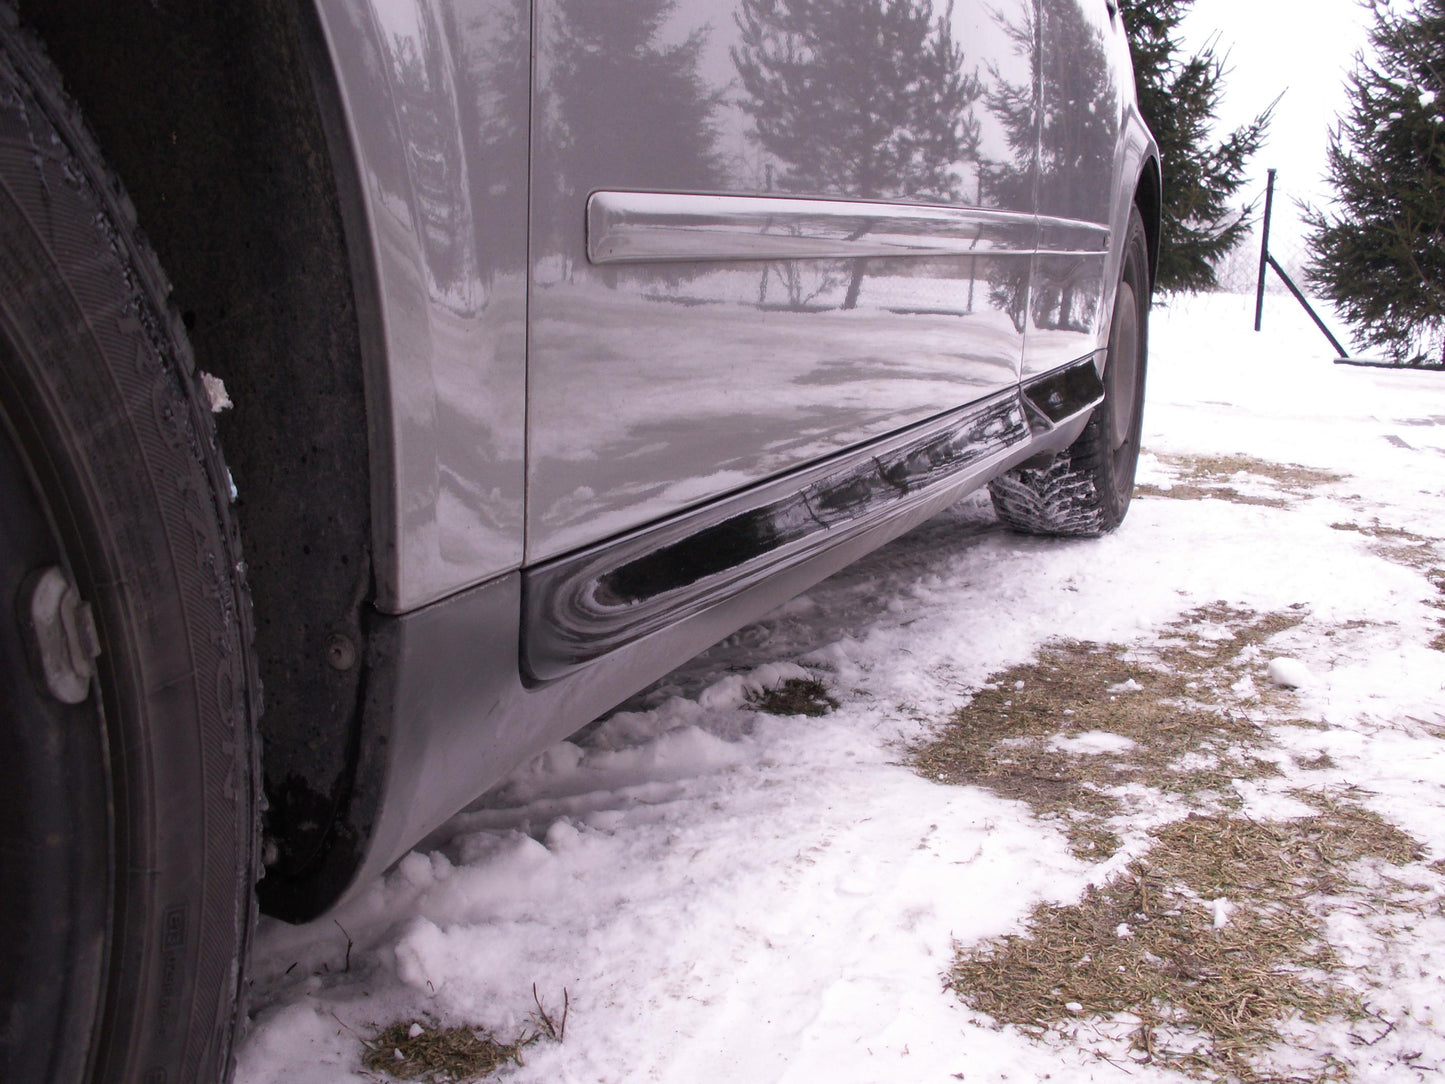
xmin=1118 ymin=0 xmax=1271 ymax=293
xmin=1304 ymin=0 xmax=1445 ymax=366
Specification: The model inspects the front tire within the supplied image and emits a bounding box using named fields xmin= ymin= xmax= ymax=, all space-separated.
xmin=989 ymin=205 xmax=1151 ymax=536
xmin=0 ymin=11 xmax=259 ymax=1083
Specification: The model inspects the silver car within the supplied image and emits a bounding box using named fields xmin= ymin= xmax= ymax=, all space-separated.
xmin=0 ymin=0 xmax=1156 ymax=1079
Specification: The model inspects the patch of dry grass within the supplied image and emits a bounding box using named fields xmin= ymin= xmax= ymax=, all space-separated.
xmin=1330 ymin=521 xmax=1443 ymax=572
xmin=948 ymin=796 xmax=1424 ymax=1083
xmin=1135 ymin=482 xmax=1289 ymax=508
xmin=1329 ymin=521 xmax=1434 ymax=544
xmin=362 ymin=990 xmax=567 ymax=1082
xmin=911 ymin=605 xmax=1304 ymax=858
xmin=1164 ymin=453 xmax=1347 ymax=491
xmin=1137 ymin=453 xmax=1346 ymax=509
xmin=362 ymin=1023 xmax=536 ymax=1082
xmin=923 ymin=600 xmax=1437 ymax=1082
xmin=1427 ymin=570 xmax=1445 ymax=651
xmin=748 ymin=677 xmax=839 ymax=717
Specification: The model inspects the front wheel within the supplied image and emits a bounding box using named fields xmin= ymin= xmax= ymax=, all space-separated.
xmin=0 ymin=11 xmax=259 ymax=1083
xmin=989 ymin=205 xmax=1151 ymax=536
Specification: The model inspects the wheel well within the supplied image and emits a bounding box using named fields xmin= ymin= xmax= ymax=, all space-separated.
xmin=1134 ymin=156 xmax=1162 ymax=293
xmin=13 ymin=0 xmax=377 ymax=914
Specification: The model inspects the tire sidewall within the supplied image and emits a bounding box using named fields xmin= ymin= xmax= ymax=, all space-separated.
xmin=1091 ymin=208 xmax=1151 ymax=530
xmin=0 ymin=19 xmax=257 ymax=1084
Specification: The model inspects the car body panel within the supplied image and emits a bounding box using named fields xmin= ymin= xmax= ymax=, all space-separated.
xmin=304 ymin=371 xmax=1097 ymax=921
xmin=312 ymin=0 xmax=1143 ymax=602
xmin=524 ymin=0 xmax=1039 ymax=563
xmin=313 ymin=0 xmax=530 ymax=613
xmin=523 ymin=356 xmax=1105 ymax=681
xmin=1019 ymin=0 xmax=1125 ymax=377
xmin=256 ymin=0 xmax=1159 ymax=917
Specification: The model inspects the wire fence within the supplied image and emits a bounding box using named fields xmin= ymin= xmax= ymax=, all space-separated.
xmin=1207 ymin=170 xmax=1443 ymax=366
xmin=1211 ymin=171 xmax=1315 ymax=296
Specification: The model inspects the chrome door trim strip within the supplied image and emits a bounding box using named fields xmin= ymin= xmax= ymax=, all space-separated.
xmin=587 ymin=191 xmax=1108 ymax=265
xmin=1037 ymin=217 xmax=1112 ymax=256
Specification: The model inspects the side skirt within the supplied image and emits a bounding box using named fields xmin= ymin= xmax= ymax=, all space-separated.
xmin=264 ymin=357 xmax=1101 ymax=920
xmin=523 ymin=358 xmax=1103 ymax=680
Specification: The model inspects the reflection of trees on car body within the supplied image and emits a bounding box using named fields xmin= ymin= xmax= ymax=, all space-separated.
xmin=986 ymin=0 xmax=1117 ymax=352
xmin=1033 ymin=0 xmax=1116 ymax=342
xmin=732 ymin=0 xmax=984 ymax=308
xmin=537 ymin=0 xmax=727 ymax=283
xmin=444 ymin=0 xmax=531 ymax=280
xmin=377 ymin=3 xmax=480 ymax=310
xmin=524 ymin=0 xmax=1047 ymax=563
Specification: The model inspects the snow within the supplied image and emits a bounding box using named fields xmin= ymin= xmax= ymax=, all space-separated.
xmin=237 ymin=293 xmax=1445 ymax=1083
xmin=1210 ymin=898 xmax=1233 ymax=929
xmin=1267 ymin=656 xmax=1315 ymax=687
xmin=1048 ymin=731 xmax=1137 ymax=756
xmin=201 ymin=371 xmax=233 ymax=412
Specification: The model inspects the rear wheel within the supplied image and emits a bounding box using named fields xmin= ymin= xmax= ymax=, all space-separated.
xmin=989 ymin=205 xmax=1151 ymax=536
xmin=0 ymin=11 xmax=258 ymax=1083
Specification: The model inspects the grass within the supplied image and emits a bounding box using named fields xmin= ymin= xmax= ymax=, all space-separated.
xmin=948 ymin=796 xmax=1422 ymax=1083
xmin=911 ymin=604 xmax=1307 ymax=858
xmin=747 ymin=676 xmax=840 ymax=717
xmin=1136 ymin=453 xmax=1346 ymax=509
xmin=1424 ymin=569 xmax=1445 ymax=651
xmin=1134 ymin=482 xmax=1289 ymax=508
xmin=362 ymin=989 xmax=567 ymax=1082
xmin=362 ymin=1023 xmax=537 ymax=1082
xmin=1329 ymin=520 xmax=1443 ymax=572
xmin=918 ymin=600 xmax=1434 ymax=1082
xmin=1160 ymin=453 xmax=1346 ymax=490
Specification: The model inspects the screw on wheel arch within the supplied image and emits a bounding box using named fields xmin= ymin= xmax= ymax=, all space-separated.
xmin=989 ymin=205 xmax=1152 ymax=536
xmin=0 ymin=9 xmax=259 ymax=1084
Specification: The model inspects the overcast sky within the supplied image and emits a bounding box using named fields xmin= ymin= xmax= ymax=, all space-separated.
xmin=1179 ymin=0 xmax=1375 ymax=218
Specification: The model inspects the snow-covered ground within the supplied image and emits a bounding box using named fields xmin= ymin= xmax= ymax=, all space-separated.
xmin=237 ymin=293 xmax=1445 ymax=1083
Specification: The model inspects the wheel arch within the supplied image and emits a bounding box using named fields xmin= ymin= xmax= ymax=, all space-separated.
xmin=1134 ymin=153 xmax=1163 ymax=293
xmin=11 ymin=0 xmax=383 ymax=919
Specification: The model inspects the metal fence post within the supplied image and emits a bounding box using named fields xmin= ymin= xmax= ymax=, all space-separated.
xmin=1254 ymin=167 xmax=1276 ymax=332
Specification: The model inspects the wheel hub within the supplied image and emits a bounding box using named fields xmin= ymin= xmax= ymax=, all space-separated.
xmin=1108 ymin=281 xmax=1139 ymax=452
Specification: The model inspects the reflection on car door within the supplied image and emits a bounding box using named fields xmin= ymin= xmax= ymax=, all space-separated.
xmin=1025 ymin=0 xmax=1122 ymax=378
xmin=525 ymin=0 xmax=1041 ymax=563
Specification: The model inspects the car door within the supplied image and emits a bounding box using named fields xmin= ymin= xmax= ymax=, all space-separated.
xmin=1025 ymin=0 xmax=1123 ymax=378
xmin=525 ymin=0 xmax=1042 ymax=563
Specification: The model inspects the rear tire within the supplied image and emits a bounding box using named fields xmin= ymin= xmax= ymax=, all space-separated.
xmin=0 ymin=11 xmax=258 ymax=1083
xmin=989 ymin=205 xmax=1151 ymax=536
